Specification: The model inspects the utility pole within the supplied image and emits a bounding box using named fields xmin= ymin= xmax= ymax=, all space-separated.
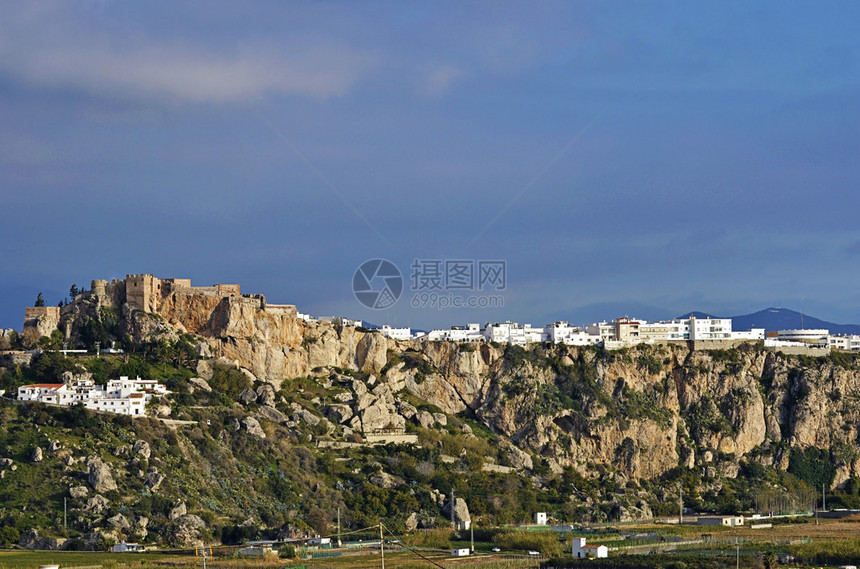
xmin=470 ymin=524 xmax=474 ymax=554
xmin=679 ymin=486 xmax=683 ymax=524
xmin=735 ymin=538 xmax=739 ymax=569
xmin=379 ymin=522 xmax=385 ymax=569
xmin=337 ymin=507 xmax=341 ymax=547
xmin=450 ymin=489 xmax=455 ymax=529
xmin=63 ymin=497 xmax=67 ymax=531
xmin=823 ymin=483 xmax=826 ymax=512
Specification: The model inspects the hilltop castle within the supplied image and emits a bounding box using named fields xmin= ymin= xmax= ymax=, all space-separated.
xmin=89 ymin=274 xmax=241 ymax=314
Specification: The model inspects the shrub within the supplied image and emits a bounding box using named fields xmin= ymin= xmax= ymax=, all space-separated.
xmin=208 ymin=364 xmax=251 ymax=401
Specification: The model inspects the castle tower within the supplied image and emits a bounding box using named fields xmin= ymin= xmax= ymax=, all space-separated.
xmin=125 ymin=274 xmax=161 ymax=313
xmin=91 ymin=279 xmax=108 ymax=297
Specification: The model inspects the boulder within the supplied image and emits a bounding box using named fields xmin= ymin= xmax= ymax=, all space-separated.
xmin=18 ymin=529 xmax=39 ymax=549
xmin=333 ymin=391 xmax=353 ymax=403
xmin=369 ymin=471 xmax=403 ymax=489
xmin=188 ymin=377 xmax=212 ymax=392
xmin=324 ymin=404 xmax=354 ymax=424
xmin=404 ymin=512 xmax=419 ymax=531
xmin=444 ymin=497 xmax=471 ymax=527
xmin=48 ymin=440 xmax=62 ymax=452
xmin=18 ymin=529 xmax=66 ymax=550
xmin=132 ymin=515 xmax=150 ymax=541
xmin=169 ymin=502 xmax=187 ymax=521
xmin=414 ymin=410 xmax=435 ymax=429
xmin=31 ymin=447 xmax=43 ymax=463
xmin=69 ymin=486 xmax=89 ymax=499
xmin=88 ymin=458 xmax=117 ymax=493
xmin=0 ymin=458 xmax=12 ymax=468
xmin=171 ymin=514 xmax=207 ymax=547
xmin=132 ymin=440 xmax=151 ymax=460
xmin=85 ymin=494 xmax=110 ymax=514
xmin=242 ymin=417 xmax=266 ymax=439
xmin=79 ymin=531 xmax=110 ymax=551
xmin=371 ymin=383 xmax=394 ymax=403
xmin=397 ymin=401 xmax=418 ymax=419
xmin=256 ymin=405 xmax=288 ymax=423
xmin=239 ymin=387 xmax=258 ymax=405
xmin=291 ymin=406 xmax=320 ymax=427
xmin=432 ymin=413 xmax=447 ymax=427
xmin=351 ymin=379 xmax=368 ymax=396
xmin=359 ymin=400 xmax=406 ymax=432
xmin=144 ymin=468 xmax=165 ymax=491
xmin=108 ymin=513 xmax=131 ymax=531
xmin=256 ymin=384 xmax=277 ymax=406
xmin=504 ymin=443 xmax=534 ymax=470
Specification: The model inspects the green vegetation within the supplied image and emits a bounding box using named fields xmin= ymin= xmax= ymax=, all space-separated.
xmin=493 ymin=530 xmax=563 ymax=557
xmin=792 ymin=537 xmax=860 ymax=564
xmin=787 ymin=446 xmax=836 ymax=490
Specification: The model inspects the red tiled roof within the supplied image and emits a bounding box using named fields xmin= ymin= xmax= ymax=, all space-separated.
xmin=21 ymin=384 xmax=65 ymax=389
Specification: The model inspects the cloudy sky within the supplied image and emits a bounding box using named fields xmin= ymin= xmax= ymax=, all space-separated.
xmin=2 ymin=1 xmax=859 ymax=331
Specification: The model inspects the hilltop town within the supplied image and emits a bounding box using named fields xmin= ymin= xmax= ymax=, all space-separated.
xmin=2 ymin=273 xmax=860 ymax=556
xmin=13 ymin=274 xmax=860 ymax=358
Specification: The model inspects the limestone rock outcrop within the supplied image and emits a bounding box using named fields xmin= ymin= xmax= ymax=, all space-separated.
xmin=88 ymin=457 xmax=117 ymax=493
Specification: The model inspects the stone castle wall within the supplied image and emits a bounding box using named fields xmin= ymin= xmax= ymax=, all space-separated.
xmin=123 ymin=275 xmax=240 ymax=313
xmin=24 ymin=306 xmax=60 ymax=321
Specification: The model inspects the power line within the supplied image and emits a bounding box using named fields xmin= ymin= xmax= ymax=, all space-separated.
xmin=381 ymin=522 xmax=449 ymax=569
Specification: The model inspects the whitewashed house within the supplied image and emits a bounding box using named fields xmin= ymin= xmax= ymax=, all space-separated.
xmin=572 ymin=537 xmax=607 ymax=559
xmin=380 ymin=325 xmax=412 ymax=340
xmin=17 ymin=384 xmax=74 ymax=404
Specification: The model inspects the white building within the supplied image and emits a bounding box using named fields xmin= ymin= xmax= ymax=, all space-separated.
xmin=380 ymin=325 xmax=412 ymax=340
xmin=639 ymin=320 xmax=690 ymax=341
xmin=483 ymin=322 xmax=546 ymax=345
xmin=778 ymin=329 xmax=829 ymax=345
xmin=86 ymin=392 xmax=146 ymax=416
xmin=730 ymin=328 xmax=765 ymax=340
xmin=451 ymin=548 xmax=470 ymax=557
xmin=111 ymin=541 xmax=144 ymax=553
xmin=697 ymin=515 xmax=744 ymax=527
xmin=688 ymin=316 xmax=733 ymax=341
xmin=18 ymin=384 xmax=74 ymax=405
xmin=534 ymin=512 xmax=548 ymax=525
xmin=544 ymin=322 xmax=600 ymax=346
xmin=572 ymin=537 xmax=607 ymax=559
xmin=18 ymin=376 xmax=167 ymax=417
xmin=829 ymin=335 xmax=860 ymax=350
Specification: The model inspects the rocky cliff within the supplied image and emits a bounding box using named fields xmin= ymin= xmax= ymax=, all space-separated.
xmin=44 ymin=283 xmax=860 ymax=493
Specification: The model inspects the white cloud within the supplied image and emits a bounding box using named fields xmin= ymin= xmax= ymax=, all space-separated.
xmin=0 ymin=4 xmax=375 ymax=104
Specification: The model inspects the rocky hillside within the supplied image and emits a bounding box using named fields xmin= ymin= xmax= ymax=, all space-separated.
xmin=3 ymin=281 xmax=860 ymax=549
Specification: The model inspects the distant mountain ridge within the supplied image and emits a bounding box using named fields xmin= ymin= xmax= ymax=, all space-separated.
xmin=680 ymin=307 xmax=860 ymax=335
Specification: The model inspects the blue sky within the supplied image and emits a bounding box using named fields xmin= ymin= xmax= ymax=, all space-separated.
xmin=2 ymin=1 xmax=860 ymax=331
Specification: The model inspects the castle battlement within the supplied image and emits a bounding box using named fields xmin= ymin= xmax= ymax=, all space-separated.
xmin=119 ymin=275 xmax=241 ymax=313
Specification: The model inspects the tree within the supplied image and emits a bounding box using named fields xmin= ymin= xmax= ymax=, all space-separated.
xmin=70 ymin=284 xmax=79 ymax=298
xmin=35 ymin=292 xmax=45 ymax=307
xmin=306 ymin=507 xmax=330 ymax=535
